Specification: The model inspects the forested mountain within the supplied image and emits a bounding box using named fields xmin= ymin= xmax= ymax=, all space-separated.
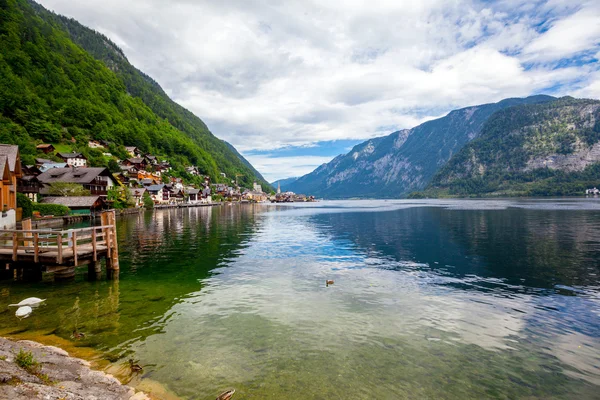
xmin=0 ymin=0 xmax=270 ymax=188
xmin=417 ymin=97 xmax=600 ymax=197
xmin=288 ymin=95 xmax=554 ymax=198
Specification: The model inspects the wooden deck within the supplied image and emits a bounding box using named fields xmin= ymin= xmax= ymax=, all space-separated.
xmin=0 ymin=211 xmax=119 ymax=280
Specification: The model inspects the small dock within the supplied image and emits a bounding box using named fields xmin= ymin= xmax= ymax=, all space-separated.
xmin=0 ymin=211 xmax=119 ymax=281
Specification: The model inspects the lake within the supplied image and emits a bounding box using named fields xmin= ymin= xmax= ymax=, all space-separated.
xmin=1 ymin=199 xmax=599 ymax=399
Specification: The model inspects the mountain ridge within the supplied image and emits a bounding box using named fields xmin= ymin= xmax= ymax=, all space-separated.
xmin=1 ymin=0 xmax=269 ymax=189
xmin=288 ymin=95 xmax=555 ymax=198
xmin=417 ymin=96 xmax=600 ymax=197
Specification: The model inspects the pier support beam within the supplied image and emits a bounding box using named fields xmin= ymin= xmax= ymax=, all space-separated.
xmin=22 ymin=264 xmax=42 ymax=282
xmin=88 ymin=260 xmax=102 ymax=281
xmin=54 ymin=267 xmax=75 ymax=281
xmin=0 ymin=263 xmax=12 ymax=281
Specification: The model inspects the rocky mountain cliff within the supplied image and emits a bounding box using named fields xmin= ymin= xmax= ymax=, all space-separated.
xmin=419 ymin=97 xmax=600 ymax=197
xmin=288 ymin=95 xmax=554 ymax=198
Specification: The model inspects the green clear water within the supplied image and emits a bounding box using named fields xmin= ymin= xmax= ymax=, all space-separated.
xmin=1 ymin=200 xmax=599 ymax=399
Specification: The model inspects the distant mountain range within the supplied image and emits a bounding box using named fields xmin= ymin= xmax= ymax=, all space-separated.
xmin=418 ymin=97 xmax=600 ymax=197
xmin=287 ymin=95 xmax=556 ymax=198
xmin=271 ymin=177 xmax=298 ymax=192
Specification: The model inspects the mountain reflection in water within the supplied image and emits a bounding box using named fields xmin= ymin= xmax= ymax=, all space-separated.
xmin=0 ymin=200 xmax=598 ymax=399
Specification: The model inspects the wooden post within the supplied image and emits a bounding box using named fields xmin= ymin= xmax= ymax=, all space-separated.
xmin=109 ymin=210 xmax=119 ymax=271
xmin=12 ymin=232 xmax=18 ymax=262
xmin=101 ymin=212 xmax=111 ymax=259
xmin=92 ymin=228 xmax=97 ymax=261
xmin=57 ymin=232 xmax=63 ymax=264
xmin=22 ymin=218 xmax=32 ymax=247
xmin=33 ymin=233 xmax=39 ymax=263
xmin=72 ymin=231 xmax=78 ymax=267
xmin=88 ymin=260 xmax=101 ymax=281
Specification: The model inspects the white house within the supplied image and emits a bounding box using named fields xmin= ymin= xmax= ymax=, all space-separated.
xmin=57 ymin=152 xmax=87 ymax=167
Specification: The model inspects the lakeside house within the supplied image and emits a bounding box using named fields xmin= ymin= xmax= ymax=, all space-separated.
xmin=0 ymin=145 xmax=22 ymax=229
xmin=18 ymin=165 xmax=43 ymax=203
xmin=37 ymin=167 xmax=118 ymax=197
xmin=57 ymin=152 xmax=87 ymax=167
xmin=41 ymin=196 xmax=105 ymax=215
xmin=124 ymin=157 xmax=147 ymax=170
xmin=125 ymin=146 xmax=142 ymax=158
xmin=130 ymin=187 xmax=147 ymax=207
xmin=586 ymin=187 xmax=600 ymax=195
xmin=88 ymin=140 xmax=105 ymax=149
xmin=36 ymin=144 xmax=55 ymax=154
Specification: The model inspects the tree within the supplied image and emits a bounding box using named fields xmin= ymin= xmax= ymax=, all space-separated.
xmin=107 ymin=158 xmax=120 ymax=173
xmin=108 ymin=186 xmax=135 ymax=209
xmin=47 ymin=182 xmax=91 ymax=196
xmin=142 ymin=191 xmax=154 ymax=208
xmin=17 ymin=193 xmax=33 ymax=218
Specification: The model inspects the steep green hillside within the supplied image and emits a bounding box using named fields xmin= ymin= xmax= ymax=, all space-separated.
xmin=0 ymin=0 xmax=269 ymax=188
xmin=288 ymin=95 xmax=554 ymax=198
xmin=417 ymin=97 xmax=600 ymax=197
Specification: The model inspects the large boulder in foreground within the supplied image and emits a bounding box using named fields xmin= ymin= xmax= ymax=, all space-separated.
xmin=0 ymin=337 xmax=148 ymax=400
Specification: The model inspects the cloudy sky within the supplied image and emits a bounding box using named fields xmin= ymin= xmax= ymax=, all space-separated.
xmin=39 ymin=0 xmax=600 ymax=182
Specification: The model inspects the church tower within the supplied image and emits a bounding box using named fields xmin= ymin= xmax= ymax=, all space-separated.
xmin=277 ymin=182 xmax=281 ymax=194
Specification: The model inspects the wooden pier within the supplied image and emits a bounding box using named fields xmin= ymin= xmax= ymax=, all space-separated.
xmin=0 ymin=211 xmax=119 ymax=281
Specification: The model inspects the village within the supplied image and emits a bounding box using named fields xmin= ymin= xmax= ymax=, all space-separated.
xmin=0 ymin=142 xmax=314 ymax=231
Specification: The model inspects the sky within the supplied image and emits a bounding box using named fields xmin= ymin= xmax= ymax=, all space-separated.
xmin=38 ymin=0 xmax=600 ymax=182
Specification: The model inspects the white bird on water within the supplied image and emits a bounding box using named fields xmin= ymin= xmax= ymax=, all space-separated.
xmin=15 ymin=306 xmax=32 ymax=319
xmin=8 ymin=297 xmax=46 ymax=307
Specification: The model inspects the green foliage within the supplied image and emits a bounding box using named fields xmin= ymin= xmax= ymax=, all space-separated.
xmin=142 ymin=191 xmax=154 ymax=209
xmin=107 ymin=186 xmax=134 ymax=209
xmin=20 ymin=0 xmax=271 ymax=190
xmin=17 ymin=193 xmax=33 ymax=218
xmin=15 ymin=348 xmax=40 ymax=374
xmin=425 ymin=98 xmax=600 ymax=197
xmin=47 ymin=182 xmax=90 ymax=196
xmin=33 ymin=203 xmax=70 ymax=216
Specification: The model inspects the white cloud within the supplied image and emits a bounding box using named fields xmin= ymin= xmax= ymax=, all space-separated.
xmin=523 ymin=3 xmax=600 ymax=62
xmin=37 ymin=0 xmax=600 ymax=179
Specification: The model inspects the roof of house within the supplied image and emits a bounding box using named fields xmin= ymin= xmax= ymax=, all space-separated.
xmin=187 ymin=189 xmax=200 ymax=194
xmin=36 ymin=144 xmax=54 ymax=149
xmin=0 ymin=144 xmax=20 ymax=172
xmin=41 ymin=196 xmax=103 ymax=208
xmin=141 ymin=178 xmax=155 ymax=184
xmin=127 ymin=157 xmax=145 ymax=164
xmin=39 ymin=163 xmax=68 ymax=172
xmin=125 ymin=146 xmax=138 ymax=151
xmin=37 ymin=167 xmax=115 ymax=185
xmin=130 ymin=188 xmax=147 ymax=196
xmin=58 ymin=152 xmax=85 ymax=159
xmin=0 ymin=156 xmax=9 ymax=180
xmin=146 ymin=184 xmax=165 ymax=192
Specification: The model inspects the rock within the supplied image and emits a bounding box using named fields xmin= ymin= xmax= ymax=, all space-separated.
xmin=0 ymin=337 xmax=149 ymax=400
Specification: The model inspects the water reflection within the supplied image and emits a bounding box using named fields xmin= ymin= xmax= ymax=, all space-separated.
xmin=0 ymin=201 xmax=598 ymax=399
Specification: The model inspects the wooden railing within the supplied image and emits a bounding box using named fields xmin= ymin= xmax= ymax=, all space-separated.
xmin=0 ymin=224 xmax=117 ymax=266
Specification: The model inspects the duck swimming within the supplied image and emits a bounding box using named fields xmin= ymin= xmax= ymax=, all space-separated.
xmin=216 ymin=389 xmax=235 ymax=400
xmin=326 ymin=280 xmax=334 ymax=286
xmin=128 ymin=359 xmax=143 ymax=372
xmin=71 ymin=330 xmax=86 ymax=340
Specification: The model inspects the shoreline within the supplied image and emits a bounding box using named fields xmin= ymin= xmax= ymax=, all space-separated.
xmin=0 ymin=336 xmax=149 ymax=399
xmin=0 ymin=335 xmax=180 ymax=400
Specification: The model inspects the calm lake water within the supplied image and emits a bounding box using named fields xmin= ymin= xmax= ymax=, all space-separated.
xmin=1 ymin=200 xmax=600 ymax=399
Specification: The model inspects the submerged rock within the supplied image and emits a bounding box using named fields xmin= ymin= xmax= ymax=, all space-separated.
xmin=0 ymin=337 xmax=149 ymax=400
